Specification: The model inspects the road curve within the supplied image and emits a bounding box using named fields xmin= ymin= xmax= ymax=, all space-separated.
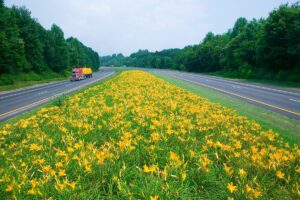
xmin=0 ymin=70 xmax=115 ymax=122
xmin=148 ymin=69 xmax=300 ymax=120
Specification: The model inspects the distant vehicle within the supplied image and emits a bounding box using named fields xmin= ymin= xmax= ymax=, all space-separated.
xmin=82 ymin=67 xmax=93 ymax=78
xmin=71 ymin=67 xmax=93 ymax=81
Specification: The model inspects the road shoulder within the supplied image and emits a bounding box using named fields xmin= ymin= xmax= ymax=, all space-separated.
xmin=152 ymin=72 xmax=300 ymax=145
xmin=0 ymin=78 xmax=68 ymax=94
xmin=0 ymin=71 xmax=116 ymax=123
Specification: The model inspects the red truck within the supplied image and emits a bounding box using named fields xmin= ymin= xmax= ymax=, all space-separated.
xmin=71 ymin=68 xmax=84 ymax=81
xmin=71 ymin=67 xmax=93 ymax=81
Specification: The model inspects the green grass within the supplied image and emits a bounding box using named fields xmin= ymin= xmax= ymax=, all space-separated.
xmin=1 ymin=70 xmax=299 ymax=199
xmin=0 ymin=71 xmax=71 ymax=92
xmin=238 ymin=78 xmax=300 ymax=89
xmin=210 ymin=72 xmax=300 ymax=89
xmin=153 ymin=73 xmax=300 ymax=145
xmin=109 ymin=67 xmax=300 ymax=89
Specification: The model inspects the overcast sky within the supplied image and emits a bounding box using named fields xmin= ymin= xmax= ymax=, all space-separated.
xmin=5 ymin=0 xmax=298 ymax=56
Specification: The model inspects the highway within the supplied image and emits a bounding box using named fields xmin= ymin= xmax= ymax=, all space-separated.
xmin=0 ymin=70 xmax=115 ymax=122
xmin=149 ymin=69 xmax=300 ymax=120
xmin=1 ymin=67 xmax=300 ymax=122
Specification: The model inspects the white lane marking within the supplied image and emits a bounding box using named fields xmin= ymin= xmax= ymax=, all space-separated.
xmin=66 ymin=84 xmax=72 ymax=87
xmin=0 ymin=93 xmax=18 ymax=98
xmin=290 ymin=99 xmax=300 ymax=103
xmin=38 ymin=91 xmax=48 ymax=95
xmin=232 ymin=85 xmax=241 ymax=89
xmin=170 ymin=72 xmax=300 ymax=96
xmin=0 ymin=72 xmax=106 ymax=100
xmin=0 ymin=82 xmax=66 ymax=100
xmin=197 ymin=74 xmax=298 ymax=95
xmin=169 ymin=74 xmax=300 ymax=117
xmin=0 ymin=81 xmax=63 ymax=95
xmin=0 ymin=72 xmax=115 ymax=119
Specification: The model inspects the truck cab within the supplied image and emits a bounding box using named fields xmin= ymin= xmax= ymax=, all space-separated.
xmin=71 ymin=68 xmax=84 ymax=81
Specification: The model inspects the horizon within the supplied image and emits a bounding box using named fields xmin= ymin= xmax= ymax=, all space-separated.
xmin=5 ymin=0 xmax=298 ymax=56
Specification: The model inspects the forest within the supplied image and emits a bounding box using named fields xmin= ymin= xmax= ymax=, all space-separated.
xmin=0 ymin=0 xmax=100 ymax=86
xmin=102 ymin=3 xmax=300 ymax=82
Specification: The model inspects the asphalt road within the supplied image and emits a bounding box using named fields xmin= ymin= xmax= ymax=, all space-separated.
xmin=1 ymin=67 xmax=300 ymax=122
xmin=149 ymin=69 xmax=300 ymax=120
xmin=0 ymin=70 xmax=115 ymax=122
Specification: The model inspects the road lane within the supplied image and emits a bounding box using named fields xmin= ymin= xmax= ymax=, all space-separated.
xmin=1 ymin=67 xmax=300 ymax=121
xmin=0 ymin=70 xmax=115 ymax=122
xmin=0 ymin=81 xmax=68 ymax=98
xmin=149 ymin=69 xmax=300 ymax=120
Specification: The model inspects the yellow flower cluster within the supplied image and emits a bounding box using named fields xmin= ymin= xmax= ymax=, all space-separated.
xmin=0 ymin=71 xmax=299 ymax=199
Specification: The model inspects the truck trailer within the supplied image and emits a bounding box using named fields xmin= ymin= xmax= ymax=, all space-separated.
xmin=71 ymin=67 xmax=93 ymax=81
xmin=82 ymin=67 xmax=93 ymax=78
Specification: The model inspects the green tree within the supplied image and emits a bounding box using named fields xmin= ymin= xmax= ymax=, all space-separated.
xmin=231 ymin=17 xmax=248 ymax=38
xmin=258 ymin=3 xmax=300 ymax=81
xmin=45 ymin=24 xmax=69 ymax=72
xmin=13 ymin=6 xmax=45 ymax=73
xmin=0 ymin=0 xmax=4 ymax=8
xmin=0 ymin=7 xmax=28 ymax=74
xmin=0 ymin=1 xmax=100 ymax=85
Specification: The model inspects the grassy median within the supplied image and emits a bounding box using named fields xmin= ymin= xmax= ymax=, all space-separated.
xmin=0 ymin=71 xmax=299 ymax=199
xmin=153 ymin=73 xmax=300 ymax=145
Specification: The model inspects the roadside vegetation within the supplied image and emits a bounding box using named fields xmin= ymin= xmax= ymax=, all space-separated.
xmin=1 ymin=71 xmax=299 ymax=199
xmin=0 ymin=0 xmax=100 ymax=87
xmin=0 ymin=71 xmax=68 ymax=92
xmin=101 ymin=2 xmax=300 ymax=83
xmin=153 ymin=73 xmax=300 ymax=145
xmin=210 ymin=75 xmax=300 ymax=89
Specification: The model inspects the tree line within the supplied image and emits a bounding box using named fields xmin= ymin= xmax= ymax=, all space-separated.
xmin=0 ymin=0 xmax=100 ymax=85
xmin=101 ymin=3 xmax=300 ymax=82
